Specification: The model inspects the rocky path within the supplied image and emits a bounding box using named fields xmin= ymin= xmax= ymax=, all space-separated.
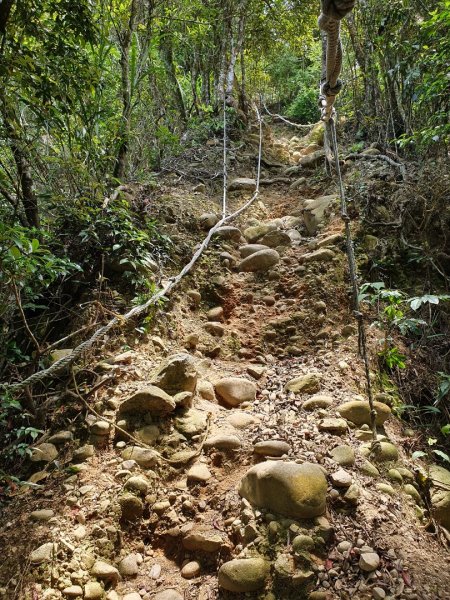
xmin=1 ymin=125 xmax=449 ymax=600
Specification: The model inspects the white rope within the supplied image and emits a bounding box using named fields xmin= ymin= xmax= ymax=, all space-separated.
xmin=3 ymin=105 xmax=264 ymax=393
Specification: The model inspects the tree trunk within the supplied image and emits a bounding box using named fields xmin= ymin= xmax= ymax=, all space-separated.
xmin=159 ymin=33 xmax=187 ymax=124
xmin=113 ymin=0 xmax=138 ymax=180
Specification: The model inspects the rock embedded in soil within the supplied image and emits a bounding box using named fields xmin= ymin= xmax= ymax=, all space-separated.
xmin=429 ymin=465 xmax=450 ymax=530
xmin=30 ymin=542 xmax=56 ymax=564
xmin=181 ymin=561 xmax=201 ymax=579
xmin=227 ymin=412 xmax=261 ymax=429
xmin=243 ymin=223 xmax=276 ymax=243
xmin=360 ymin=442 xmax=398 ymax=462
xmin=182 ymin=526 xmax=224 ymax=552
xmin=72 ymin=444 xmax=94 ymax=462
xmin=215 ymin=226 xmax=242 ymax=242
xmin=204 ymin=434 xmax=242 ymax=450
xmin=122 ymin=594 xmax=142 ymax=600
xmin=121 ymin=446 xmax=159 ymax=468
xmin=62 ymin=586 xmax=83 ymax=598
xmin=175 ymin=408 xmax=208 ymax=436
xmin=303 ymin=394 xmax=333 ymax=410
xmin=215 ymin=377 xmax=257 ymax=407
xmin=318 ymin=417 xmax=348 ymax=435
xmin=84 ymin=582 xmax=104 ymax=600
xmin=359 ymin=552 xmax=380 ymax=572
xmin=253 ymin=440 xmax=290 ymax=457
xmin=187 ymin=463 xmax=211 ymax=483
xmin=154 ymin=590 xmax=183 ymax=600
xmin=259 ymin=229 xmax=291 ymax=248
xmin=119 ymin=494 xmax=144 ymax=521
xmin=284 ymin=373 xmax=320 ymax=394
xmin=329 ymin=445 xmax=355 ymax=466
xmin=30 ymin=443 xmax=58 ymax=463
xmin=301 ymin=248 xmax=335 ymax=264
xmin=30 ymin=509 xmax=54 ymax=522
xmin=337 ymin=400 xmax=391 ymax=426
xmin=119 ymin=385 xmax=176 ymax=416
xmin=90 ymin=561 xmax=120 ymax=584
xmin=151 ymin=353 xmax=198 ymax=395
xmin=204 ymin=321 xmax=225 ymax=336
xmin=330 ymin=469 xmax=353 ymax=488
xmin=48 ymin=430 xmax=73 ymax=445
xmin=238 ymin=248 xmax=280 ymax=272
xmin=199 ymin=212 xmax=219 ymax=229
xmin=118 ymin=554 xmax=139 ymax=577
xmin=303 ymin=194 xmax=337 ymax=235
xmin=229 ymin=177 xmax=257 ymax=191
xmin=239 ymin=461 xmax=327 ymax=518
xmin=239 ymin=244 xmax=269 ymax=258
xmin=218 ymin=557 xmax=269 ymax=593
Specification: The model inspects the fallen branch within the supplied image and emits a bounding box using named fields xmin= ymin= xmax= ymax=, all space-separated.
xmin=262 ymin=102 xmax=315 ymax=132
xmin=344 ymin=152 xmax=406 ymax=179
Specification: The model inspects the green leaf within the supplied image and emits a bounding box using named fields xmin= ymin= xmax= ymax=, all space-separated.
xmin=433 ymin=449 xmax=450 ymax=463
xmin=412 ymin=450 xmax=427 ymax=460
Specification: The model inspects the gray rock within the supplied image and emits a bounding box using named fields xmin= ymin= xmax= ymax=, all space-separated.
xmin=239 ymin=244 xmax=269 ymax=258
xmin=120 ymin=494 xmax=144 ymax=521
xmin=30 ymin=443 xmax=58 ymax=463
xmin=182 ymin=526 xmax=224 ymax=552
xmin=151 ymin=353 xmax=198 ymax=395
xmin=187 ymin=464 xmax=211 ymax=483
xmin=284 ymin=373 xmax=320 ymax=394
xmin=215 ymin=226 xmax=242 ymax=242
xmin=218 ymin=558 xmax=269 ymax=593
xmin=30 ymin=542 xmax=56 ymax=564
xmin=90 ymin=421 xmax=110 ymax=436
xmin=303 ymin=194 xmax=337 ymax=234
xmin=48 ymin=430 xmax=73 ymax=445
xmin=360 ymin=442 xmax=398 ymax=462
xmin=199 ymin=213 xmax=219 ymax=229
xmin=215 ymin=377 xmax=257 ymax=407
xmin=243 ymin=223 xmax=277 ymax=243
xmin=301 ymin=248 xmax=335 ymax=263
xmin=429 ymin=465 xmax=450 ymax=530
xmin=204 ymin=321 xmax=225 ymax=336
xmin=72 ymin=445 xmax=94 ymax=462
xmin=259 ymin=230 xmax=291 ymax=248
xmin=359 ymin=552 xmax=380 ymax=572
xmin=238 ymin=249 xmax=280 ymax=272
xmin=329 ymin=445 xmax=355 ymax=466
xmin=30 ymin=509 xmax=55 ymax=522
xmin=330 ymin=469 xmax=352 ymax=488
xmin=338 ymin=400 xmax=391 ymax=426
xmin=254 ymin=440 xmax=290 ymax=457
xmin=124 ymin=475 xmax=150 ymax=495
xmin=84 ymin=582 xmax=104 ymax=600
xmin=90 ymin=561 xmax=120 ymax=584
xmin=121 ymin=446 xmax=159 ymax=468
xmin=153 ymin=590 xmax=183 ymax=600
xmin=119 ymin=385 xmax=176 ymax=416
xmin=175 ymin=408 xmax=207 ymax=437
xmin=135 ymin=424 xmax=160 ymax=445
xmin=239 ymin=461 xmax=327 ymax=518
xmin=303 ymin=394 xmax=333 ymax=410
xmin=181 ymin=560 xmax=201 ymax=579
xmin=229 ymin=177 xmax=257 ymax=191
xmin=62 ymin=586 xmax=83 ymax=598
xmin=204 ymin=434 xmax=242 ymax=450
xmin=118 ymin=554 xmax=139 ymax=577
xmin=318 ymin=418 xmax=348 ymax=435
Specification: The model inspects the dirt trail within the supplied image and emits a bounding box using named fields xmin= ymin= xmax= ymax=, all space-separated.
xmin=1 ymin=124 xmax=449 ymax=600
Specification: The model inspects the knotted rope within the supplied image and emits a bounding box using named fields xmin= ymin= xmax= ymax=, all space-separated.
xmin=319 ymin=1 xmax=380 ymax=452
xmin=318 ymin=0 xmax=355 ymax=121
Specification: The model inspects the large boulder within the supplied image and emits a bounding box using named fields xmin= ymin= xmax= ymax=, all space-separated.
xmin=239 ymin=461 xmax=327 ymax=518
xmin=429 ymin=465 xmax=450 ymax=531
xmin=118 ymin=385 xmax=175 ymax=416
xmin=303 ymin=195 xmax=337 ymax=235
xmin=151 ymin=353 xmax=197 ymax=395
xmin=238 ymin=249 xmax=280 ymax=273
xmin=215 ymin=377 xmax=257 ymax=407
xmin=218 ymin=558 xmax=269 ymax=593
xmin=337 ymin=400 xmax=391 ymax=426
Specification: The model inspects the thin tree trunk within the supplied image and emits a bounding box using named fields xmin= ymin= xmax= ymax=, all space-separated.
xmin=159 ymin=33 xmax=187 ymax=124
xmin=113 ymin=0 xmax=138 ymax=180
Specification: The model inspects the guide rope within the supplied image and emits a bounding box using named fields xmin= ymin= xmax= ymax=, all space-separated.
xmin=319 ymin=0 xmax=380 ymax=451
xmin=2 ymin=106 xmax=264 ymax=394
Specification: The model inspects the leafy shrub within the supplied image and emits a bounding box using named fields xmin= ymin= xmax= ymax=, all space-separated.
xmin=285 ymin=88 xmax=318 ymax=123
